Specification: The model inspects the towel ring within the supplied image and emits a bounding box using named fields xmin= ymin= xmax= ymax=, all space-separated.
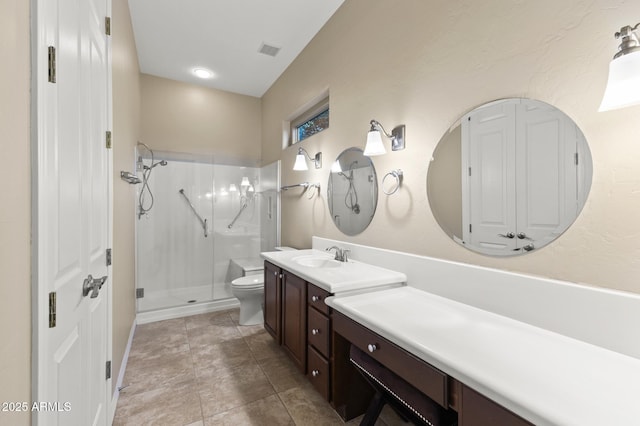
xmin=307 ymin=183 xmax=321 ymax=199
xmin=382 ymin=169 xmax=403 ymax=195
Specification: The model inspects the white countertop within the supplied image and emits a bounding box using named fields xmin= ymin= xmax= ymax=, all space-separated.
xmin=261 ymin=249 xmax=407 ymax=293
xmin=326 ymin=286 xmax=640 ymax=426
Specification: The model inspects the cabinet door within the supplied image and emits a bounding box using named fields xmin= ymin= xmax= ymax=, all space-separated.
xmin=264 ymin=261 xmax=281 ymax=343
xmin=282 ymin=270 xmax=307 ymax=372
xmin=460 ymin=385 xmax=533 ymax=426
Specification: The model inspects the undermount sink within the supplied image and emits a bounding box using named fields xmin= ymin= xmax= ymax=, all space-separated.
xmin=293 ymin=255 xmax=342 ymax=268
xmin=262 ymin=249 xmax=407 ymax=293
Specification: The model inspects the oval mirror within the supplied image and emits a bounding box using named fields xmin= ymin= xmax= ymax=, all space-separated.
xmin=427 ymin=98 xmax=592 ymax=256
xmin=328 ymin=148 xmax=378 ymax=236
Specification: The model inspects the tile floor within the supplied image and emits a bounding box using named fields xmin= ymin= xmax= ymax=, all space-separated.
xmin=113 ymin=308 xmax=406 ymax=425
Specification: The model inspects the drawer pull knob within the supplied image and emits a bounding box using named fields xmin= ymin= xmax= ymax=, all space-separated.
xmin=311 ymin=295 xmax=320 ymax=302
xmin=311 ymin=328 xmax=320 ymax=335
xmin=311 ymin=369 xmax=320 ymax=377
xmin=367 ymin=343 xmax=378 ymax=353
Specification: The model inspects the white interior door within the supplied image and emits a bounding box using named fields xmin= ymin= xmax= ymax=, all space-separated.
xmin=515 ymin=100 xmax=578 ymax=248
xmin=462 ymin=99 xmax=579 ymax=255
xmin=462 ymin=100 xmax=517 ymax=253
xmin=36 ymin=0 xmax=111 ymax=424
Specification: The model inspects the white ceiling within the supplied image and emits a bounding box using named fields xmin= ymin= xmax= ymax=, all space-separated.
xmin=128 ymin=0 xmax=345 ymax=97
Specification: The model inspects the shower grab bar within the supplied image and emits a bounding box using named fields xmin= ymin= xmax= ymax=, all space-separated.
xmin=178 ymin=189 xmax=208 ymax=237
xmin=228 ymin=200 xmax=248 ymax=229
xmin=280 ymin=182 xmax=311 ymax=191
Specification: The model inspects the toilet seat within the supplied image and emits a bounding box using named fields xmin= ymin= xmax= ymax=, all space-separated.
xmin=231 ymin=275 xmax=263 ymax=290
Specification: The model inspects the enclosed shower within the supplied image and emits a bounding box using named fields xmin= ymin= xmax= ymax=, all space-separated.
xmin=134 ymin=147 xmax=280 ymax=319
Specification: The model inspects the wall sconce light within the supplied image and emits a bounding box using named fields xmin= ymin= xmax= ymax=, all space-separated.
xmin=364 ymin=119 xmax=406 ymax=156
xmin=229 ymin=184 xmax=238 ymax=192
xmin=293 ymin=147 xmax=322 ymax=170
xmin=240 ymin=176 xmax=250 ymax=187
xmin=600 ymin=23 xmax=640 ymax=111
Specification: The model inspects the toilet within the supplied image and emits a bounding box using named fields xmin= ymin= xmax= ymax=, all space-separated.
xmin=231 ymin=275 xmax=265 ymax=326
xmin=231 ymin=247 xmax=296 ymax=326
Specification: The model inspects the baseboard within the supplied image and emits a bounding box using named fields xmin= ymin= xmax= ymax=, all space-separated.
xmin=109 ymin=319 xmax=137 ymax=424
xmin=136 ymin=298 xmax=240 ymax=324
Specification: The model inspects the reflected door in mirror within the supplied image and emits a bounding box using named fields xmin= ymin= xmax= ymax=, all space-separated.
xmin=428 ymin=98 xmax=592 ymax=257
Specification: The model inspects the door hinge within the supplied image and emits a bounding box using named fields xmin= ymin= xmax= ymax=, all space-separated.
xmin=47 ymin=46 xmax=56 ymax=83
xmin=575 ymin=152 xmax=579 ymax=165
xmin=105 ymin=17 xmax=111 ymax=36
xmin=106 ymin=361 xmax=112 ymax=380
xmin=468 ymin=167 xmax=472 ymax=176
xmin=136 ymin=288 xmax=144 ymax=299
xmin=106 ymin=131 xmax=112 ymax=149
xmin=469 ymin=224 xmax=472 ymax=233
xmin=48 ymin=292 xmax=57 ymax=328
xmin=106 ymin=248 xmax=112 ymax=266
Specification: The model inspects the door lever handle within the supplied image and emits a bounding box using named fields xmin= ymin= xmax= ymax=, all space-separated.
xmin=517 ymin=232 xmax=533 ymax=240
xmin=498 ymin=232 xmax=515 ymax=239
xmin=83 ymin=274 xmax=108 ymax=298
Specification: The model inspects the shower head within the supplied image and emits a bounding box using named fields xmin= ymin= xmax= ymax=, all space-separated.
xmin=145 ymin=160 xmax=168 ymax=170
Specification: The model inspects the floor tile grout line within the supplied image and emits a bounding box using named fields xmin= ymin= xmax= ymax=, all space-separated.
xmin=186 ymin=321 xmax=206 ymax=426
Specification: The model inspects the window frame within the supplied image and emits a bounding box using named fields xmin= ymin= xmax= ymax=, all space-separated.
xmin=290 ymin=97 xmax=330 ymax=145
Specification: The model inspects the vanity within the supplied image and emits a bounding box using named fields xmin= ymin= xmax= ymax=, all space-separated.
xmin=262 ymin=239 xmax=640 ymax=425
xmin=262 ymin=249 xmax=407 ymax=418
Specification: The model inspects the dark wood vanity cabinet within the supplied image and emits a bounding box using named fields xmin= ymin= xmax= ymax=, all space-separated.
xmin=333 ymin=311 xmax=449 ymax=409
xmin=333 ymin=310 xmax=534 ymax=426
xmin=264 ymin=264 xmax=311 ymax=374
xmin=459 ymin=385 xmax=533 ymax=426
xmin=263 ymin=264 xmax=533 ymax=424
xmin=306 ymin=284 xmax=332 ymax=400
xmin=281 ymin=270 xmax=307 ymax=372
xmin=263 ymin=261 xmax=281 ymax=343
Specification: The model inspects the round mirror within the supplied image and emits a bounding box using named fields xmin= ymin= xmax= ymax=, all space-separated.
xmin=427 ymin=98 xmax=592 ymax=256
xmin=328 ymin=148 xmax=378 ymax=236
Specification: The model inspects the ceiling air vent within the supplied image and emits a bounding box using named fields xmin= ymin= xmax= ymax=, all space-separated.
xmin=258 ymin=43 xmax=281 ymax=57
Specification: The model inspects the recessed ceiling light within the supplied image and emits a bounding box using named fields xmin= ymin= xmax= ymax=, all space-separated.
xmin=193 ymin=68 xmax=213 ymax=79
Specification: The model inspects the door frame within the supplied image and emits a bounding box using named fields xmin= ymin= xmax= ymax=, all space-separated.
xmin=30 ymin=0 xmax=113 ymax=423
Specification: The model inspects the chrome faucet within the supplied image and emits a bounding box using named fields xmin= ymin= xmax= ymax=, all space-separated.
xmin=326 ymin=246 xmax=350 ymax=262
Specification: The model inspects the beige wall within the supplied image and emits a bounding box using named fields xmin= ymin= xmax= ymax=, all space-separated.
xmin=262 ymin=0 xmax=640 ymax=295
xmin=112 ymin=0 xmax=140 ymax=394
xmin=140 ymin=74 xmax=261 ymax=163
xmin=0 ymin=0 xmax=31 ymax=424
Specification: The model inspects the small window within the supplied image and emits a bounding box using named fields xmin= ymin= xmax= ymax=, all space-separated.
xmin=291 ymin=97 xmax=329 ymax=144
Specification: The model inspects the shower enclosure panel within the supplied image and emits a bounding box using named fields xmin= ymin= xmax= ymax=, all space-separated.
xmin=137 ymin=160 xmax=214 ymax=311
xmin=136 ymin=155 xmax=280 ymax=314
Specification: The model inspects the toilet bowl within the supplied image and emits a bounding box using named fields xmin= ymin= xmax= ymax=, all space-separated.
xmin=231 ymin=275 xmax=264 ymax=326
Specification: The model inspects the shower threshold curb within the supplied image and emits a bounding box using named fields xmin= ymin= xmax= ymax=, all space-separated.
xmin=136 ymin=298 xmax=240 ymax=324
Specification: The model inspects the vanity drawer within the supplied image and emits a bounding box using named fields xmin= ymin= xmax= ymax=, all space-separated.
xmin=307 ymin=284 xmax=331 ymax=315
xmin=307 ymin=346 xmax=330 ymax=400
xmin=308 ymin=306 xmax=330 ymax=357
xmin=333 ymin=311 xmax=448 ymax=408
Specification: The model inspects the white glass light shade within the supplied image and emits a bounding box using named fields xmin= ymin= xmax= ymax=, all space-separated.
xmin=363 ymin=130 xmax=386 ymax=156
xmin=599 ymin=51 xmax=640 ymax=111
xmin=229 ymin=184 xmax=238 ymax=192
xmin=331 ymin=161 xmax=342 ymax=173
xmin=293 ymin=153 xmax=308 ymax=170
xmin=240 ymin=176 xmax=250 ymax=186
